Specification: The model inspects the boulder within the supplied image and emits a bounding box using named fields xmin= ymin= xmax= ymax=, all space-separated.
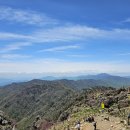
xmin=0 ymin=110 xmax=13 ymax=130
xmin=32 ymin=116 xmax=53 ymax=130
xmin=58 ymin=112 xmax=69 ymax=122
xmin=118 ymin=100 xmax=129 ymax=108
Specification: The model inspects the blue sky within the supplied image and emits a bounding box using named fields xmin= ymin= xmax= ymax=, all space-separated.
xmin=0 ymin=0 xmax=130 ymax=75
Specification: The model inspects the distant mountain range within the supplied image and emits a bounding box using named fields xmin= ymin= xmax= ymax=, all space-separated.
xmin=71 ymin=73 xmax=130 ymax=87
xmin=0 ymin=78 xmax=25 ymax=86
xmin=1 ymin=73 xmax=130 ymax=87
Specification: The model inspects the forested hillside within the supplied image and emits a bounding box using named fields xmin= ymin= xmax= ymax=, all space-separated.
xmin=0 ymin=79 xmax=130 ymax=130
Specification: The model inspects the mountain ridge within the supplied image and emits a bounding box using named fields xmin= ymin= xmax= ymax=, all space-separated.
xmin=1 ymin=73 xmax=130 ymax=88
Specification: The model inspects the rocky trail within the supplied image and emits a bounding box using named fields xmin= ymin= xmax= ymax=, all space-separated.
xmin=79 ymin=114 xmax=129 ymax=130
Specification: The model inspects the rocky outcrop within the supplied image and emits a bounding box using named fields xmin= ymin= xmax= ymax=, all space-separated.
xmin=118 ymin=100 xmax=129 ymax=108
xmin=84 ymin=88 xmax=129 ymax=109
xmin=32 ymin=116 xmax=53 ymax=130
xmin=58 ymin=112 xmax=69 ymax=122
xmin=0 ymin=111 xmax=13 ymax=130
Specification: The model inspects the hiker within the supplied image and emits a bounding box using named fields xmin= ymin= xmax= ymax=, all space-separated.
xmin=93 ymin=121 xmax=96 ymax=130
xmin=88 ymin=116 xmax=92 ymax=122
xmin=75 ymin=121 xmax=80 ymax=130
xmin=67 ymin=125 xmax=70 ymax=130
xmin=128 ymin=113 xmax=130 ymax=125
xmin=85 ymin=117 xmax=89 ymax=122
xmin=12 ymin=125 xmax=17 ymax=130
xmin=91 ymin=116 xmax=94 ymax=122
xmin=86 ymin=116 xmax=94 ymax=123
xmin=118 ymin=104 xmax=121 ymax=113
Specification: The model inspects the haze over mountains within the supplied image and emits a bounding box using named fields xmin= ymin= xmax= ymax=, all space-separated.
xmin=1 ymin=73 xmax=130 ymax=88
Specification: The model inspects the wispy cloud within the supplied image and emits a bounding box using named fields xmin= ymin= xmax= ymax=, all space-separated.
xmin=67 ymin=54 xmax=92 ymax=58
xmin=121 ymin=18 xmax=130 ymax=23
xmin=118 ymin=52 xmax=130 ymax=56
xmin=0 ymin=25 xmax=104 ymax=42
xmin=0 ymin=32 xmax=32 ymax=40
xmin=32 ymin=25 xmax=130 ymax=43
xmin=0 ymin=54 xmax=31 ymax=59
xmin=1 ymin=25 xmax=130 ymax=43
xmin=33 ymin=25 xmax=105 ymax=43
xmin=39 ymin=45 xmax=80 ymax=52
xmin=0 ymin=42 xmax=32 ymax=53
xmin=0 ymin=6 xmax=58 ymax=26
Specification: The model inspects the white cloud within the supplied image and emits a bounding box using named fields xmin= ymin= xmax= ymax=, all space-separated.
xmin=67 ymin=54 xmax=92 ymax=58
xmin=1 ymin=25 xmax=130 ymax=43
xmin=0 ymin=32 xmax=32 ymax=40
xmin=32 ymin=25 xmax=105 ymax=42
xmin=39 ymin=45 xmax=80 ymax=52
xmin=0 ymin=25 xmax=130 ymax=59
xmin=0 ymin=6 xmax=57 ymax=26
xmin=31 ymin=25 xmax=130 ymax=43
xmin=0 ymin=54 xmax=31 ymax=59
xmin=122 ymin=18 xmax=130 ymax=23
xmin=0 ymin=42 xmax=32 ymax=53
xmin=0 ymin=7 xmax=130 ymax=43
xmin=118 ymin=52 xmax=130 ymax=56
xmin=0 ymin=59 xmax=129 ymax=74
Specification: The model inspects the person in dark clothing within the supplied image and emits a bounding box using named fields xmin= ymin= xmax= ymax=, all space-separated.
xmin=91 ymin=116 xmax=94 ymax=122
xmin=128 ymin=113 xmax=130 ymax=125
xmin=75 ymin=121 xmax=80 ymax=130
xmin=118 ymin=104 xmax=121 ymax=113
xmin=67 ymin=125 xmax=70 ymax=130
xmin=87 ymin=116 xmax=94 ymax=123
xmin=93 ymin=121 xmax=96 ymax=130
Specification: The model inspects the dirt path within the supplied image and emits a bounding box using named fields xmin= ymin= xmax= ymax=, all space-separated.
xmin=80 ymin=114 xmax=125 ymax=130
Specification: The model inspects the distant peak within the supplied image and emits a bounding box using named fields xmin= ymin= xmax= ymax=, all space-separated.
xmin=97 ymin=73 xmax=111 ymax=76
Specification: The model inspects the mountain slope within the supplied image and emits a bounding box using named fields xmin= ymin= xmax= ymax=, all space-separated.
xmin=0 ymin=79 xmax=109 ymax=129
xmin=0 ymin=78 xmax=130 ymax=129
xmin=0 ymin=79 xmax=77 ymax=130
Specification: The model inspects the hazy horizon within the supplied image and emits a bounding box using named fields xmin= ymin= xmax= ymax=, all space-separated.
xmin=0 ymin=72 xmax=130 ymax=78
